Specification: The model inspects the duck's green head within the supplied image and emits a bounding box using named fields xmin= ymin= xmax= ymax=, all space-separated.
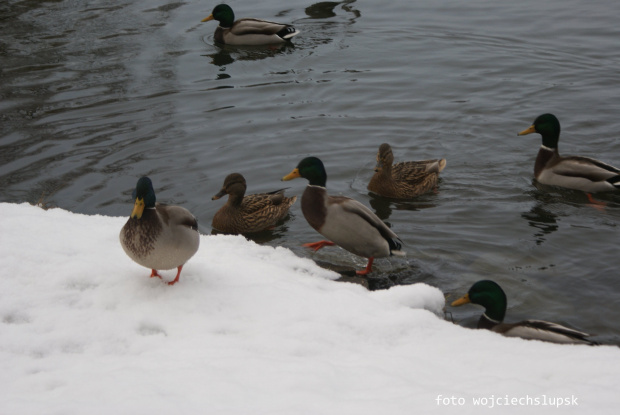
xmin=451 ymin=280 xmax=507 ymax=322
xmin=201 ymin=4 xmax=235 ymax=27
xmin=212 ymin=173 xmax=247 ymax=200
xmin=518 ymin=113 xmax=561 ymax=149
xmin=130 ymin=176 xmax=156 ymax=219
xmin=282 ymin=156 xmax=327 ymax=187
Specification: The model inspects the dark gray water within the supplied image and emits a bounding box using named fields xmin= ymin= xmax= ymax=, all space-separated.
xmin=2 ymin=0 xmax=619 ymax=343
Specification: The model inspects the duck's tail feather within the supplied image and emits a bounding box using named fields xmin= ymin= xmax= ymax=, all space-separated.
xmin=388 ymin=237 xmax=406 ymax=256
xmin=606 ymin=175 xmax=620 ymax=189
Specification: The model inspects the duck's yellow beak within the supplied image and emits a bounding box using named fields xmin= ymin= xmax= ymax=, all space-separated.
xmin=131 ymin=197 xmax=145 ymax=219
xmin=282 ymin=168 xmax=301 ymax=181
xmin=201 ymin=14 xmax=214 ymax=22
xmin=518 ymin=125 xmax=536 ymax=136
xmin=451 ymin=293 xmax=471 ymax=307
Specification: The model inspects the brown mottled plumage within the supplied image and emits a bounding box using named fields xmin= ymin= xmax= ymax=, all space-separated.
xmin=367 ymin=143 xmax=446 ymax=199
xmin=120 ymin=177 xmax=200 ymax=286
xmin=211 ymin=173 xmax=296 ymax=234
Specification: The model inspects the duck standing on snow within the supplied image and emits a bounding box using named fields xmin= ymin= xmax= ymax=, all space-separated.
xmin=211 ymin=173 xmax=297 ymax=234
xmin=367 ymin=143 xmax=446 ymax=199
xmin=282 ymin=156 xmax=405 ymax=275
xmin=201 ymin=4 xmax=300 ymax=46
xmin=451 ymin=280 xmax=599 ymax=345
xmin=518 ymin=113 xmax=620 ymax=193
xmin=120 ymin=177 xmax=200 ymax=286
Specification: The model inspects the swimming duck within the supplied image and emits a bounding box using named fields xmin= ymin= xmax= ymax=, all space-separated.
xmin=211 ymin=173 xmax=297 ymax=234
xmin=367 ymin=143 xmax=446 ymax=199
xmin=282 ymin=157 xmax=405 ymax=275
xmin=119 ymin=177 xmax=200 ymax=286
xmin=201 ymin=4 xmax=300 ymax=46
xmin=518 ymin=113 xmax=620 ymax=193
xmin=451 ymin=280 xmax=599 ymax=345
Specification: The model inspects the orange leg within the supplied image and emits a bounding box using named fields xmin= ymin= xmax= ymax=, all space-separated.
xmin=302 ymin=240 xmax=335 ymax=252
xmin=150 ymin=269 xmax=163 ymax=279
xmin=167 ymin=265 xmax=184 ymax=286
xmin=586 ymin=193 xmax=607 ymax=212
xmin=356 ymin=257 xmax=375 ymax=276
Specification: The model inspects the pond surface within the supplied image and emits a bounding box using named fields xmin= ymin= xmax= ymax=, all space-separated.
xmin=1 ymin=0 xmax=619 ymax=343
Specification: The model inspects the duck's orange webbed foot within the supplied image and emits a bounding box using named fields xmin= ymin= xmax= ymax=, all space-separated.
xmin=302 ymin=240 xmax=335 ymax=252
xmin=355 ymin=257 xmax=375 ymax=276
xmin=150 ymin=269 xmax=163 ymax=279
xmin=586 ymin=193 xmax=607 ymax=211
xmin=167 ymin=266 xmax=184 ymax=286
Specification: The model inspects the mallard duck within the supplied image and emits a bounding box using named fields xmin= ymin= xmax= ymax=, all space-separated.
xmin=201 ymin=4 xmax=300 ymax=46
xmin=367 ymin=143 xmax=446 ymax=199
xmin=119 ymin=177 xmax=200 ymax=286
xmin=518 ymin=113 xmax=620 ymax=193
xmin=451 ymin=280 xmax=599 ymax=345
xmin=211 ymin=173 xmax=297 ymax=234
xmin=282 ymin=157 xmax=405 ymax=275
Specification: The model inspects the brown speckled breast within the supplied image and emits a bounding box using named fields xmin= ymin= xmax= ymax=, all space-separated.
xmin=120 ymin=208 xmax=162 ymax=259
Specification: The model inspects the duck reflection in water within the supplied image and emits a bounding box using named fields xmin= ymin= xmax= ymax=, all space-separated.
xmin=522 ymin=176 xmax=620 ymax=245
xmin=521 ymin=182 xmax=610 ymax=245
xmin=205 ymin=43 xmax=295 ymax=68
xmin=521 ymin=200 xmax=559 ymax=246
xmin=305 ymin=1 xmax=360 ymax=20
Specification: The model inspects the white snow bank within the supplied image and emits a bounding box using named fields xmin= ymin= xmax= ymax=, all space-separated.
xmin=0 ymin=203 xmax=618 ymax=414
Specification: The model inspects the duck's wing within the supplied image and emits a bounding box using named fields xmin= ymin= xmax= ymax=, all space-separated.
xmin=393 ymin=159 xmax=446 ymax=181
xmin=230 ymin=18 xmax=298 ymax=38
xmin=553 ymin=156 xmax=620 ymax=182
xmin=240 ymin=189 xmax=295 ymax=213
xmin=332 ymin=196 xmax=403 ymax=252
xmin=240 ymin=193 xmax=278 ymax=214
xmin=497 ymin=319 xmax=599 ymax=345
xmin=156 ymin=204 xmax=198 ymax=230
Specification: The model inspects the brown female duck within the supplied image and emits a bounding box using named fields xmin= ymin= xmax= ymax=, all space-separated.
xmin=367 ymin=143 xmax=446 ymax=199
xmin=212 ymin=173 xmax=296 ymax=234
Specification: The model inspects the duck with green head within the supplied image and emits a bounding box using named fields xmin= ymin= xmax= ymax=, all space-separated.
xmin=211 ymin=172 xmax=296 ymax=234
xmin=201 ymin=4 xmax=300 ymax=46
xmin=119 ymin=177 xmax=200 ymax=286
xmin=518 ymin=113 xmax=620 ymax=193
xmin=451 ymin=280 xmax=599 ymax=345
xmin=282 ymin=157 xmax=405 ymax=275
xmin=367 ymin=143 xmax=446 ymax=199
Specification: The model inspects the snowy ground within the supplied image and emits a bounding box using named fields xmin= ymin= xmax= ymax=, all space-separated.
xmin=1 ymin=202 xmax=619 ymax=414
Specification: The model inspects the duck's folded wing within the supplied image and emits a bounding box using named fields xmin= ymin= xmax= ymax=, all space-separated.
xmin=158 ymin=204 xmax=198 ymax=230
xmin=554 ymin=156 xmax=620 ymax=181
xmin=231 ymin=19 xmax=289 ymax=36
xmin=501 ymin=319 xmax=598 ymax=345
xmin=241 ymin=194 xmax=279 ymax=214
xmin=393 ymin=159 xmax=446 ymax=180
xmin=336 ymin=196 xmax=403 ymax=250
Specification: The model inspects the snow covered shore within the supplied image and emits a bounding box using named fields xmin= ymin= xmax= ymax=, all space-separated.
xmin=1 ymin=203 xmax=618 ymax=414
